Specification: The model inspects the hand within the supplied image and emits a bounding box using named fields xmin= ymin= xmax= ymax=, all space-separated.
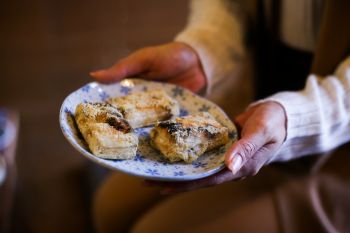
xmin=146 ymin=101 xmax=287 ymax=194
xmin=90 ymin=42 xmax=206 ymax=93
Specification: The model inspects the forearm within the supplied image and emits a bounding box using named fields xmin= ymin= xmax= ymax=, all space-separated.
xmin=258 ymin=56 xmax=350 ymax=162
xmin=175 ymin=0 xmax=246 ymax=94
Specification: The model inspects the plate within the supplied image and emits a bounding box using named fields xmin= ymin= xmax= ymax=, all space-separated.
xmin=59 ymin=79 xmax=237 ymax=181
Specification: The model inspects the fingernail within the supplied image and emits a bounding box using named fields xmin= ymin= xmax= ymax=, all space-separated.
xmin=230 ymin=155 xmax=242 ymax=174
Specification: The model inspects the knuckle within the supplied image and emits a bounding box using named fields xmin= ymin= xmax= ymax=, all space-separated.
xmin=239 ymin=141 xmax=257 ymax=159
xmin=257 ymin=146 xmax=270 ymax=155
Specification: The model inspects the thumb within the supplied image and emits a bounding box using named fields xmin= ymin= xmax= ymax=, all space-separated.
xmin=225 ymin=133 xmax=266 ymax=175
xmin=90 ymin=49 xmax=153 ymax=83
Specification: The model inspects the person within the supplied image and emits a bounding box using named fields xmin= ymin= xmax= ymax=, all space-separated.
xmin=90 ymin=0 xmax=350 ymax=232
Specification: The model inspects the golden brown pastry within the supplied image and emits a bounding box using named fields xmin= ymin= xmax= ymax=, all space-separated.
xmin=108 ymin=89 xmax=180 ymax=128
xmin=150 ymin=112 xmax=229 ymax=163
xmin=75 ymin=102 xmax=138 ymax=159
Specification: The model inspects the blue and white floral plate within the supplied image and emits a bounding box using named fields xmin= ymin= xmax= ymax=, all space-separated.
xmin=59 ymin=79 xmax=237 ymax=181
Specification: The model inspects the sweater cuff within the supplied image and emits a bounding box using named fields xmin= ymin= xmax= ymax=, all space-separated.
xmin=249 ymin=75 xmax=323 ymax=162
xmin=175 ymin=27 xmax=243 ymax=96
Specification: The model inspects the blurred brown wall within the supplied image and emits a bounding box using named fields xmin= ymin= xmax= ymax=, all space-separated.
xmin=0 ymin=1 xmax=188 ymax=232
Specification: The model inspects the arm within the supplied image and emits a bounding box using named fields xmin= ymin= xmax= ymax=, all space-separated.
xmin=91 ymin=0 xmax=247 ymax=98
xmin=175 ymin=0 xmax=245 ymax=94
xmin=149 ymin=56 xmax=350 ymax=194
xmin=260 ymin=55 xmax=350 ymax=163
xmin=227 ymin=55 xmax=350 ymax=173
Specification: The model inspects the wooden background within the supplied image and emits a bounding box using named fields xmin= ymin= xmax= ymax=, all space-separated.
xmin=0 ymin=1 xmax=188 ymax=232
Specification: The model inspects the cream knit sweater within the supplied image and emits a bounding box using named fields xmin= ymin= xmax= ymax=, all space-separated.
xmin=175 ymin=0 xmax=350 ymax=163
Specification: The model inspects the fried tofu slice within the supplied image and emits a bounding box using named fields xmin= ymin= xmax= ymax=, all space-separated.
xmin=108 ymin=89 xmax=180 ymax=128
xmin=150 ymin=112 xmax=229 ymax=163
xmin=75 ymin=102 xmax=138 ymax=159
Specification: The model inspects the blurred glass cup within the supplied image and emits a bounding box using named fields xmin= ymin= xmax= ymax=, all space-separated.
xmin=0 ymin=110 xmax=17 ymax=186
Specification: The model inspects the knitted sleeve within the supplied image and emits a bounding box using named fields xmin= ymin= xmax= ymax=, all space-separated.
xmin=174 ymin=0 xmax=245 ymax=95
xmin=256 ymin=55 xmax=350 ymax=162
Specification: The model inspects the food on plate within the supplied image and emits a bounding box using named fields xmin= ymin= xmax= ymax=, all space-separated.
xmin=108 ymin=89 xmax=180 ymax=128
xmin=75 ymin=102 xmax=138 ymax=159
xmin=150 ymin=112 xmax=229 ymax=163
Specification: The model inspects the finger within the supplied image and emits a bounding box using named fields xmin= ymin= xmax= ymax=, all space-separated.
xmin=138 ymin=70 xmax=203 ymax=89
xmin=225 ymin=132 xmax=267 ymax=175
xmin=234 ymin=105 xmax=259 ymax=126
xmin=90 ymin=49 xmax=154 ymax=83
xmin=144 ymin=169 xmax=235 ymax=194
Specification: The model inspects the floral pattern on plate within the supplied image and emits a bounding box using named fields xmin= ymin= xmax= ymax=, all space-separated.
xmin=59 ymin=79 xmax=237 ymax=181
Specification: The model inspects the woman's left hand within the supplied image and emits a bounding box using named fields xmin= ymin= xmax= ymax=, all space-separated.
xmin=145 ymin=101 xmax=287 ymax=194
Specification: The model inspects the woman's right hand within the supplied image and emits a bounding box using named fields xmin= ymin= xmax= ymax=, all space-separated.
xmin=90 ymin=42 xmax=206 ymax=93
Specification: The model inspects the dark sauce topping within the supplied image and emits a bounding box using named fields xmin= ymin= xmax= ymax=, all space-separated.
xmin=117 ymin=107 xmax=126 ymax=117
xmin=158 ymin=121 xmax=192 ymax=138
xmin=198 ymin=126 xmax=219 ymax=139
xmin=106 ymin=117 xmax=131 ymax=133
xmin=158 ymin=122 xmax=182 ymax=134
xmin=158 ymin=121 xmax=219 ymax=139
